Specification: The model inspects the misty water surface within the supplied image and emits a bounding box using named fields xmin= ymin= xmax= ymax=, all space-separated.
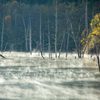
xmin=0 ymin=52 xmax=100 ymax=100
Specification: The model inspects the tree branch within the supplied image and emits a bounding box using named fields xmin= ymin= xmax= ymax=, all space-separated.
xmin=0 ymin=54 xmax=6 ymax=59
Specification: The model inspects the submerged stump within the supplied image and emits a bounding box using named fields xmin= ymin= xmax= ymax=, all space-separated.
xmin=97 ymin=56 xmax=100 ymax=72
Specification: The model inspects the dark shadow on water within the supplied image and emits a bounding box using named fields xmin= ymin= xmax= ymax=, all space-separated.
xmin=58 ymin=80 xmax=100 ymax=89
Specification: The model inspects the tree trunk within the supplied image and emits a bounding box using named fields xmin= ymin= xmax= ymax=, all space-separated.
xmin=43 ymin=32 xmax=44 ymax=55
xmin=10 ymin=44 xmax=13 ymax=53
xmin=22 ymin=15 xmax=28 ymax=51
xmin=97 ymin=56 xmax=100 ymax=72
xmin=66 ymin=34 xmax=69 ymax=57
xmin=79 ymin=34 xmax=81 ymax=58
xmin=55 ymin=0 xmax=57 ymax=58
xmin=40 ymin=13 xmax=42 ymax=49
xmin=39 ymin=12 xmax=43 ymax=57
xmin=4 ymin=43 xmax=8 ymax=52
xmin=48 ymin=18 xmax=51 ymax=59
xmin=85 ymin=0 xmax=89 ymax=54
xmin=66 ymin=20 xmax=69 ymax=57
xmin=1 ymin=18 xmax=4 ymax=53
xmin=29 ymin=18 xmax=32 ymax=55
xmin=34 ymin=39 xmax=45 ymax=59
xmin=96 ymin=46 xmax=100 ymax=72
xmin=59 ymin=31 xmax=65 ymax=58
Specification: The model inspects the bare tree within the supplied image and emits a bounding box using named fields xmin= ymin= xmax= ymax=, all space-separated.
xmin=55 ymin=0 xmax=58 ymax=58
xmin=66 ymin=20 xmax=69 ymax=57
xmin=29 ymin=16 xmax=32 ymax=55
xmin=48 ymin=18 xmax=51 ymax=58
xmin=66 ymin=13 xmax=82 ymax=58
xmin=34 ymin=39 xmax=45 ymax=59
xmin=85 ymin=0 xmax=89 ymax=54
xmin=42 ymin=31 xmax=44 ymax=54
xmin=58 ymin=31 xmax=65 ymax=58
xmin=22 ymin=15 xmax=28 ymax=51
xmin=1 ymin=18 xmax=4 ymax=53
xmin=39 ymin=13 xmax=42 ymax=54
xmin=66 ymin=33 xmax=69 ymax=57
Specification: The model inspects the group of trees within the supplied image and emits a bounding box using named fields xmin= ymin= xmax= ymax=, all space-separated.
xmin=0 ymin=0 xmax=100 ymax=57
xmin=0 ymin=0 xmax=98 ymax=5
xmin=81 ymin=14 xmax=100 ymax=53
xmin=81 ymin=1 xmax=100 ymax=54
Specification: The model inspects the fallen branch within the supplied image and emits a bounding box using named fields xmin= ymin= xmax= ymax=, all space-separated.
xmin=0 ymin=54 xmax=6 ymax=59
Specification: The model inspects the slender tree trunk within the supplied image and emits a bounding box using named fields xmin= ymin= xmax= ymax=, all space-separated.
xmin=25 ymin=33 xmax=28 ymax=51
xmin=34 ymin=39 xmax=45 ymax=59
xmin=4 ymin=43 xmax=8 ymax=52
xmin=78 ymin=19 xmax=81 ymax=58
xmin=67 ymin=15 xmax=82 ymax=57
xmin=85 ymin=0 xmax=89 ymax=54
xmin=48 ymin=18 xmax=51 ymax=59
xmin=43 ymin=31 xmax=44 ymax=54
xmin=63 ymin=36 xmax=65 ymax=52
xmin=39 ymin=12 xmax=44 ymax=59
xmin=75 ymin=39 xmax=79 ymax=56
xmin=22 ymin=15 xmax=28 ymax=51
xmin=60 ymin=32 xmax=65 ymax=51
xmin=29 ymin=19 xmax=32 ymax=55
xmin=15 ymin=13 xmax=16 ymax=27
xmin=97 ymin=56 xmax=100 ymax=72
xmin=55 ymin=0 xmax=57 ymax=58
xmin=40 ymin=13 xmax=42 ymax=52
xmin=59 ymin=31 xmax=65 ymax=58
xmin=96 ymin=47 xmax=100 ymax=72
xmin=10 ymin=44 xmax=13 ymax=53
xmin=68 ymin=16 xmax=79 ymax=56
xmin=66 ymin=34 xmax=69 ymax=57
xmin=66 ymin=20 xmax=69 ymax=57
xmin=1 ymin=18 xmax=4 ymax=53
xmin=79 ymin=34 xmax=81 ymax=58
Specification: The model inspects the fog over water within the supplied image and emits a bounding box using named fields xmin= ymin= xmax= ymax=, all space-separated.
xmin=0 ymin=52 xmax=100 ymax=100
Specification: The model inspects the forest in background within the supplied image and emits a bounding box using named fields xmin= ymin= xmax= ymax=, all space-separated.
xmin=0 ymin=0 xmax=100 ymax=56
xmin=0 ymin=0 xmax=99 ymax=5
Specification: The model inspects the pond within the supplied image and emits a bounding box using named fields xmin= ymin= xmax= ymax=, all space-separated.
xmin=0 ymin=52 xmax=100 ymax=100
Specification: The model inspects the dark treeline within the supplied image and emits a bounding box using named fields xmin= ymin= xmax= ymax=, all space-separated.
xmin=0 ymin=0 xmax=100 ymax=53
xmin=0 ymin=0 xmax=100 ymax=5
